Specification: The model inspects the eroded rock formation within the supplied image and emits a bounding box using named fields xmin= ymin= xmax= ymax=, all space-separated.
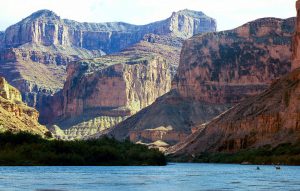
xmin=168 ymin=68 xmax=300 ymax=156
xmin=0 ymin=77 xmax=47 ymax=135
xmin=101 ymin=17 xmax=295 ymax=146
xmin=167 ymin=0 xmax=300 ymax=158
xmin=175 ymin=17 xmax=294 ymax=104
xmin=47 ymin=49 xmax=172 ymax=139
xmin=0 ymin=9 xmax=216 ymax=113
xmin=4 ymin=9 xmax=216 ymax=53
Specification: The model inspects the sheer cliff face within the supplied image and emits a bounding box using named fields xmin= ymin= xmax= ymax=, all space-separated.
xmin=0 ymin=77 xmax=47 ymax=135
xmin=4 ymin=9 xmax=216 ymax=53
xmin=103 ymin=17 xmax=295 ymax=146
xmin=47 ymin=51 xmax=171 ymax=139
xmin=176 ymin=17 xmax=295 ymax=104
xmin=62 ymin=55 xmax=171 ymax=118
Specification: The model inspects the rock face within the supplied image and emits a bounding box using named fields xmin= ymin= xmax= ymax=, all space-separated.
xmin=0 ymin=77 xmax=47 ymax=135
xmin=168 ymin=68 xmax=300 ymax=156
xmin=0 ymin=9 xmax=216 ymax=112
xmin=168 ymin=0 xmax=300 ymax=158
xmin=168 ymin=1 xmax=300 ymax=158
xmin=0 ymin=46 xmax=103 ymax=108
xmin=46 ymin=48 xmax=172 ymax=139
xmin=102 ymin=17 xmax=295 ymax=146
xmin=292 ymin=0 xmax=300 ymax=70
xmin=4 ymin=9 xmax=216 ymax=53
xmin=175 ymin=17 xmax=294 ymax=104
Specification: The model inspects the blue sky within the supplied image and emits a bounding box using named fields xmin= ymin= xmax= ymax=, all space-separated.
xmin=0 ymin=0 xmax=295 ymax=31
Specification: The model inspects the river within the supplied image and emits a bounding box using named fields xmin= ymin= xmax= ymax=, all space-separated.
xmin=0 ymin=163 xmax=299 ymax=190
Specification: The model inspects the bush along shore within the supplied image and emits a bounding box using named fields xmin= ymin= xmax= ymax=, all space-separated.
xmin=168 ymin=143 xmax=300 ymax=165
xmin=0 ymin=132 xmax=166 ymax=166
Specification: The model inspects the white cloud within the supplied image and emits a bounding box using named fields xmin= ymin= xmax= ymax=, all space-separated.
xmin=0 ymin=0 xmax=296 ymax=31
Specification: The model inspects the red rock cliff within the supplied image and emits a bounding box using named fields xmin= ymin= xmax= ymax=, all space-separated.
xmin=169 ymin=5 xmax=300 ymax=156
xmin=176 ymin=17 xmax=294 ymax=104
xmin=292 ymin=0 xmax=300 ymax=69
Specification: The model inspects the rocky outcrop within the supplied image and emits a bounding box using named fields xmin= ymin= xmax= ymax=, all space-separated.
xmin=47 ymin=49 xmax=172 ymax=139
xmin=0 ymin=77 xmax=47 ymax=135
xmin=168 ymin=68 xmax=300 ymax=156
xmin=101 ymin=17 xmax=295 ymax=146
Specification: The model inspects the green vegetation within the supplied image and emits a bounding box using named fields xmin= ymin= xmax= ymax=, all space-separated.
xmin=170 ymin=143 xmax=300 ymax=165
xmin=0 ymin=132 xmax=166 ymax=166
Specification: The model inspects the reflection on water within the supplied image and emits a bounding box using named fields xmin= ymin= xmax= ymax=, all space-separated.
xmin=0 ymin=163 xmax=299 ymax=191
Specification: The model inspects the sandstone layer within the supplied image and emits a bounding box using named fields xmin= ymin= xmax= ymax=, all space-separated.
xmin=0 ymin=77 xmax=47 ymax=135
xmin=101 ymin=17 xmax=295 ymax=146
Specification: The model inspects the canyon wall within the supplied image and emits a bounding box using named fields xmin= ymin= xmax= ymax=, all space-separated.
xmin=169 ymin=68 xmax=300 ymax=156
xmin=47 ymin=51 xmax=171 ymax=139
xmin=0 ymin=77 xmax=47 ymax=135
xmin=175 ymin=17 xmax=294 ymax=104
xmin=292 ymin=0 xmax=300 ymax=69
xmin=101 ymin=17 xmax=295 ymax=146
xmin=169 ymin=2 xmax=300 ymax=156
xmin=4 ymin=9 xmax=216 ymax=53
xmin=0 ymin=9 xmax=216 ymax=112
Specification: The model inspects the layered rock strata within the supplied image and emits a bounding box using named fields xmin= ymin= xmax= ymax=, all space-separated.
xmin=168 ymin=0 xmax=300 ymax=158
xmin=3 ymin=9 xmax=216 ymax=53
xmin=0 ymin=9 xmax=216 ymax=111
xmin=168 ymin=68 xmax=300 ymax=156
xmin=47 ymin=51 xmax=171 ymax=139
xmin=0 ymin=77 xmax=47 ymax=135
xmin=292 ymin=0 xmax=300 ymax=69
xmin=101 ymin=17 xmax=295 ymax=146
xmin=175 ymin=17 xmax=294 ymax=104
